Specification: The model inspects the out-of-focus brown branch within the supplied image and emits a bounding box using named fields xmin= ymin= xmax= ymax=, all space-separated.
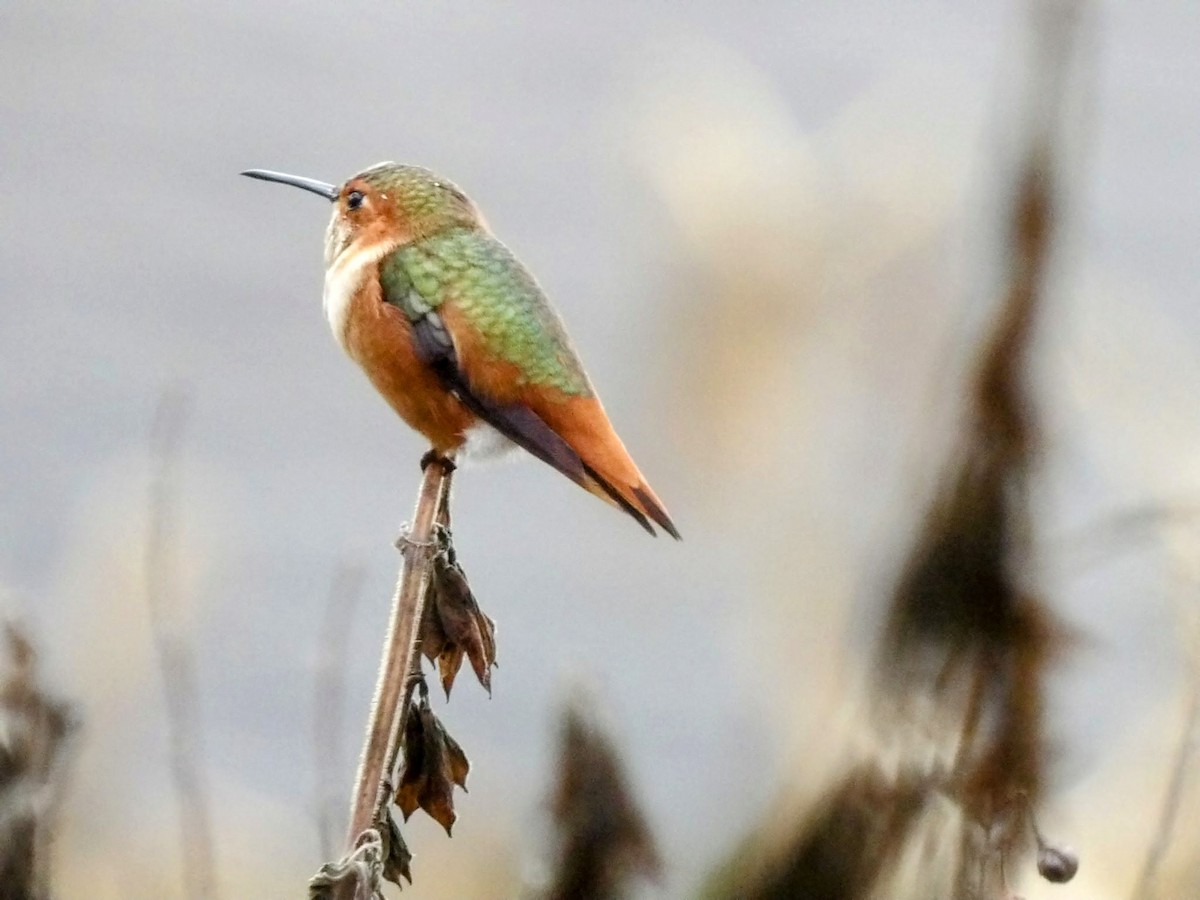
xmin=314 ymin=562 xmax=367 ymax=862
xmin=315 ymin=456 xmax=452 ymax=899
xmin=1135 ymin=678 xmax=1200 ymax=899
xmin=146 ymin=388 xmax=219 ymax=900
xmin=0 ymin=624 xmax=76 ymax=900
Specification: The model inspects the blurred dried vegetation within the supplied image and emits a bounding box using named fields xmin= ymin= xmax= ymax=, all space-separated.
xmin=544 ymin=702 xmax=661 ymax=900
xmin=0 ymin=626 xmax=75 ymax=900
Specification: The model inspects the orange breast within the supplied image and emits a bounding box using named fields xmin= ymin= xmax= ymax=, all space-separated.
xmin=342 ymin=276 xmax=476 ymax=453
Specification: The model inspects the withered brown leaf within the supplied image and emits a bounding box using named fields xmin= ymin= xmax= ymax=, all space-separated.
xmin=394 ymin=706 xmax=426 ymax=822
xmin=419 ymin=595 xmax=448 ymax=664
xmin=420 ymin=535 xmax=498 ymax=698
xmin=443 ymin=726 xmax=470 ymax=791
xmin=381 ymin=808 xmax=413 ymax=888
xmin=436 ymin=643 xmax=466 ymax=699
xmin=394 ymin=694 xmax=471 ymax=836
xmin=415 ymin=701 xmax=457 ymax=835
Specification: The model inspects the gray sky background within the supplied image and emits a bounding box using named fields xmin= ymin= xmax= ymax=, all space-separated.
xmin=2 ymin=2 xmax=1199 ymax=897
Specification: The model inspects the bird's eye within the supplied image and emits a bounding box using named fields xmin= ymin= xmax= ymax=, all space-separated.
xmin=346 ymin=190 xmax=365 ymax=210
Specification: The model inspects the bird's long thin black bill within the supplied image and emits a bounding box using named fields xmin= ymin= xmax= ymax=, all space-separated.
xmin=241 ymin=169 xmax=338 ymax=201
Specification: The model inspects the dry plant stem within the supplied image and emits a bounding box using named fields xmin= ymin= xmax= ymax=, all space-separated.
xmin=383 ymin=469 xmax=455 ymax=789
xmin=1132 ymin=559 xmax=1200 ymax=899
xmin=146 ymin=390 xmax=219 ymax=900
xmin=343 ymin=457 xmax=452 ymax=852
xmin=1054 ymin=503 xmax=1200 ymax=578
xmin=951 ymin=663 xmax=987 ymax=781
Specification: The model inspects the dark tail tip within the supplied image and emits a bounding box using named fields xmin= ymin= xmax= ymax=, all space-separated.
xmin=633 ymin=486 xmax=681 ymax=541
xmin=582 ymin=464 xmax=658 ymax=536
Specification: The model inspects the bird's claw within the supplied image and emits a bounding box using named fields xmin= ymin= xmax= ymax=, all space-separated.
xmin=419 ymin=450 xmax=456 ymax=473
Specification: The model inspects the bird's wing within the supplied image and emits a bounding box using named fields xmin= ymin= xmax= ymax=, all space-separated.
xmin=379 ymin=230 xmax=676 ymax=537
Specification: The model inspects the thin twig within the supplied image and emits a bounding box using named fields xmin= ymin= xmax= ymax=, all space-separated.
xmin=331 ymin=456 xmax=452 ymax=895
xmin=146 ymin=388 xmax=219 ymax=900
xmin=1132 ymin=534 xmax=1200 ymax=899
xmin=314 ymin=562 xmax=368 ymax=862
xmin=1050 ymin=502 xmax=1200 ymax=578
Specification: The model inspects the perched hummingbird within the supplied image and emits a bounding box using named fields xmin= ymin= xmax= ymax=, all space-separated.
xmin=242 ymin=162 xmax=678 ymax=538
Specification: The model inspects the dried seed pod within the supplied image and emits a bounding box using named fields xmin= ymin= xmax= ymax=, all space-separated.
xmin=1036 ymin=843 xmax=1078 ymax=884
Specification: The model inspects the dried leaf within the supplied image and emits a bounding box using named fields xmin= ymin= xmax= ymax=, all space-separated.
xmin=443 ymin=727 xmax=470 ymax=791
xmin=393 ymin=694 xmax=470 ymax=836
xmin=381 ymin=809 xmax=413 ymax=888
xmin=421 ymin=538 xmax=498 ymax=698
xmin=415 ymin=702 xmax=457 ymax=835
xmin=419 ymin=586 xmax=448 ymax=663
xmin=394 ymin=709 xmax=426 ymax=821
xmin=433 ymin=555 xmax=492 ymax=691
xmin=436 ymin=644 xmax=466 ymax=699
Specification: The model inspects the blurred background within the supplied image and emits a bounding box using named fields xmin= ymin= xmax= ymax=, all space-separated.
xmin=2 ymin=1 xmax=1199 ymax=897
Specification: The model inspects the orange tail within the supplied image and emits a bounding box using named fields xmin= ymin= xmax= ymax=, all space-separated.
xmin=541 ymin=396 xmax=680 ymax=539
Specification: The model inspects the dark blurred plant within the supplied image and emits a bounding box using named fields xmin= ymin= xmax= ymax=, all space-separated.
xmin=544 ymin=700 xmax=661 ymax=900
xmin=700 ymin=3 xmax=1089 ymax=897
xmin=0 ymin=625 xmax=76 ymax=900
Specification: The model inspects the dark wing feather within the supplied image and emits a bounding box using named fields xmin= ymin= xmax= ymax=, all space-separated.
xmin=408 ymin=311 xmax=656 ymax=535
xmin=381 ymin=245 xmax=658 ymax=535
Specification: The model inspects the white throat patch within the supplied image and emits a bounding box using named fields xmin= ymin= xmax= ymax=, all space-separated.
xmin=322 ymin=238 xmax=393 ymax=352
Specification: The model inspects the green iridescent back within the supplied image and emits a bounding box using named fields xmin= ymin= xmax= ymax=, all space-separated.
xmin=380 ymin=228 xmax=593 ymax=397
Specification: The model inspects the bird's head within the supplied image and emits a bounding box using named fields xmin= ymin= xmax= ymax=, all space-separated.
xmin=242 ymin=162 xmax=482 ymax=266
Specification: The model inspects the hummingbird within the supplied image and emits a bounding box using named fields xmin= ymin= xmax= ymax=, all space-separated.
xmin=242 ymin=162 xmax=678 ymax=538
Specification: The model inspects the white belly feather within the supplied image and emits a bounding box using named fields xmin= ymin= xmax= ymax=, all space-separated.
xmin=460 ymin=422 xmax=520 ymax=463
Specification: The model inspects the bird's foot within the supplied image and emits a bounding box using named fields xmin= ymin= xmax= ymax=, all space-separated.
xmin=419 ymin=450 xmax=457 ymax=473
